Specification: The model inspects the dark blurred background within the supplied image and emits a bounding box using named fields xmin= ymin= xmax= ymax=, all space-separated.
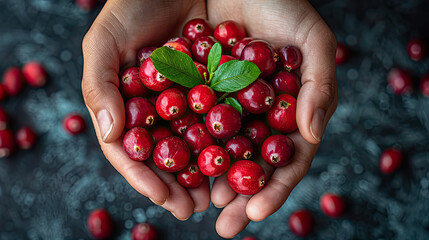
xmin=1 ymin=0 xmax=429 ymax=239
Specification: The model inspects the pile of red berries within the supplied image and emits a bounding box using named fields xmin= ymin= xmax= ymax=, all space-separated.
xmin=120 ymin=19 xmax=303 ymax=195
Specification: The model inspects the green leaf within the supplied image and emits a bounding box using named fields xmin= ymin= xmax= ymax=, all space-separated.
xmin=210 ymin=60 xmax=261 ymax=92
xmin=150 ymin=46 xmax=203 ymax=88
xmin=207 ymin=42 xmax=222 ymax=75
xmin=224 ymin=97 xmax=243 ymax=116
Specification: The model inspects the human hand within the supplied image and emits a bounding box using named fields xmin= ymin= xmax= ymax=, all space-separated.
xmin=207 ymin=0 xmax=338 ymax=237
xmin=81 ymin=0 xmax=210 ymax=220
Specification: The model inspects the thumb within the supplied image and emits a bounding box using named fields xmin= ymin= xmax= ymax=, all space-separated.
xmin=82 ymin=25 xmax=125 ymax=143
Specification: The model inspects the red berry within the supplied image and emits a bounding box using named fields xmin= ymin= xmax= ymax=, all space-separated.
xmin=187 ymin=85 xmax=217 ymax=114
xmin=279 ymin=46 xmax=302 ymax=71
xmin=2 ymin=66 xmax=25 ymax=96
xmin=421 ymin=74 xmax=429 ymax=97
xmin=237 ymin=78 xmax=275 ymax=114
xmin=22 ymin=61 xmax=48 ymax=87
xmin=183 ymin=123 xmax=216 ymax=157
xmin=379 ymin=148 xmax=403 ymax=174
xmin=163 ymin=42 xmax=192 ymax=58
xmin=243 ymin=120 xmax=271 ymax=147
xmin=63 ymin=114 xmax=86 ymax=135
xmin=387 ymin=68 xmax=413 ymax=95
xmin=320 ymin=193 xmax=346 ymax=218
xmin=227 ymin=160 xmax=265 ymax=195
xmin=16 ymin=126 xmax=36 ymax=150
xmin=288 ymin=209 xmax=314 ymax=237
xmin=0 ymin=107 xmax=9 ymax=130
xmin=120 ymin=67 xmax=151 ymax=99
xmin=270 ymin=70 xmax=301 ymax=98
xmin=240 ymin=40 xmax=278 ymax=79
xmin=261 ymin=134 xmax=294 ymax=167
xmin=167 ymin=37 xmax=193 ymax=50
xmin=137 ymin=47 xmax=157 ymax=66
xmin=155 ymin=88 xmax=188 ymax=120
xmin=125 ymin=97 xmax=157 ymax=129
xmin=149 ymin=125 xmax=173 ymax=143
xmin=191 ymin=36 xmax=218 ymax=65
xmin=336 ymin=43 xmax=349 ymax=65
xmin=225 ymin=135 xmax=253 ymax=161
xmin=194 ymin=62 xmax=209 ymax=82
xmin=131 ymin=222 xmax=157 ymax=240
xmin=153 ymin=136 xmax=190 ymax=172
xmin=0 ymin=129 xmax=15 ymax=158
xmin=122 ymin=127 xmax=154 ymax=161
xmin=218 ymin=55 xmax=237 ymax=66
xmin=214 ymin=20 xmax=246 ymax=51
xmin=169 ymin=110 xmax=201 ymax=137
xmin=206 ymin=104 xmax=241 ymax=139
xmin=198 ymin=145 xmax=231 ymax=177
xmin=267 ymin=94 xmax=297 ymax=133
xmin=140 ymin=58 xmax=173 ymax=91
xmin=0 ymin=84 xmax=7 ymax=101
xmin=177 ymin=162 xmax=205 ymax=188
xmin=183 ymin=18 xmax=212 ymax=42
xmin=242 ymin=236 xmax=258 ymax=240
xmin=406 ymin=38 xmax=426 ymax=61
xmin=87 ymin=209 xmax=113 ymax=239
xmin=231 ymin=37 xmax=254 ymax=59
xmin=75 ymin=0 xmax=98 ymax=11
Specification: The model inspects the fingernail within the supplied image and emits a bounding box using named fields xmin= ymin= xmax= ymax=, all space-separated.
xmin=171 ymin=211 xmax=189 ymax=221
xmin=149 ymin=197 xmax=166 ymax=206
xmin=96 ymin=109 xmax=113 ymax=142
xmin=310 ymin=108 xmax=325 ymax=142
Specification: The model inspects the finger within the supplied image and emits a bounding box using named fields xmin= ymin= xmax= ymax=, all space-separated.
xmin=246 ymin=131 xmax=317 ymax=221
xmin=215 ymin=195 xmax=251 ymax=239
xmin=187 ymin=177 xmax=211 ymax=212
xmin=211 ymin=174 xmax=237 ymax=208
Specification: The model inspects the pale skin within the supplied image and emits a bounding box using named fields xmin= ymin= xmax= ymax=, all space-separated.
xmin=81 ymin=0 xmax=338 ymax=238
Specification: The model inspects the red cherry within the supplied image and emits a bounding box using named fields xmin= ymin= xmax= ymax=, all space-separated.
xmin=183 ymin=123 xmax=216 ymax=157
xmin=155 ymin=88 xmax=188 ymax=120
xmin=22 ymin=61 xmax=48 ymax=87
xmin=336 ymin=43 xmax=349 ymax=65
xmin=406 ymin=38 xmax=426 ymax=61
xmin=288 ymin=209 xmax=314 ymax=237
xmin=187 ymin=84 xmax=217 ymax=114
xmin=198 ymin=145 xmax=231 ymax=177
xmin=153 ymin=136 xmax=190 ymax=172
xmin=137 ymin=47 xmax=157 ymax=66
xmin=131 ymin=222 xmax=157 ymax=240
xmin=125 ymin=97 xmax=157 ymax=129
xmin=177 ymin=162 xmax=205 ymax=188
xmin=0 ymin=129 xmax=15 ymax=158
xmin=227 ymin=160 xmax=265 ymax=195
xmin=205 ymin=104 xmax=241 ymax=139
xmin=149 ymin=125 xmax=173 ymax=143
xmin=279 ymin=46 xmax=302 ymax=71
xmin=387 ymin=68 xmax=413 ymax=95
xmin=16 ymin=126 xmax=36 ymax=150
xmin=261 ymin=134 xmax=294 ymax=167
xmin=266 ymin=94 xmax=297 ymax=133
xmin=270 ymin=70 xmax=301 ymax=98
xmin=214 ymin=20 xmax=246 ymax=51
xmin=122 ymin=127 xmax=154 ymax=161
xmin=2 ymin=66 xmax=25 ymax=96
xmin=87 ymin=209 xmax=113 ymax=239
xmin=225 ymin=135 xmax=253 ymax=161
xmin=379 ymin=148 xmax=403 ymax=174
xmin=63 ymin=114 xmax=86 ymax=135
xmin=139 ymin=58 xmax=173 ymax=91
xmin=169 ymin=110 xmax=201 ymax=137
xmin=183 ymin=18 xmax=212 ymax=42
xmin=320 ymin=193 xmax=346 ymax=218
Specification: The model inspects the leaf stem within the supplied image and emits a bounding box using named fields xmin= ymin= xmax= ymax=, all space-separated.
xmin=217 ymin=92 xmax=230 ymax=103
xmin=207 ymin=72 xmax=214 ymax=84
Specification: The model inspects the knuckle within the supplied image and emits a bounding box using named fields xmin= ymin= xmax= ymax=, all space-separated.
xmin=319 ymin=81 xmax=337 ymax=101
xmin=82 ymin=82 xmax=102 ymax=107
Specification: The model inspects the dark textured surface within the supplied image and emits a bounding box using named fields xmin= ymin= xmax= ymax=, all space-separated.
xmin=1 ymin=0 xmax=429 ymax=239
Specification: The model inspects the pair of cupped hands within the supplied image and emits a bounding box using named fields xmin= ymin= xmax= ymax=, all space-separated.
xmin=81 ymin=0 xmax=338 ymax=238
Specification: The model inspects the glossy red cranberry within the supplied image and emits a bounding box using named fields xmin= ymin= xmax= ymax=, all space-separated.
xmin=225 ymin=135 xmax=253 ymax=161
xmin=270 ymin=70 xmax=301 ymax=98
xmin=153 ymin=136 xmax=190 ymax=172
xmin=192 ymin=36 xmax=218 ymax=65
xmin=198 ymin=145 xmax=231 ymax=177
xmin=131 ymin=222 xmax=157 ymax=240
xmin=320 ymin=193 xmax=346 ymax=218
xmin=140 ymin=58 xmax=173 ymax=91
xmin=406 ymin=38 xmax=426 ymax=61
xmin=63 ymin=114 xmax=86 ymax=135
xmin=177 ymin=162 xmax=205 ymax=188
xmin=155 ymin=88 xmax=188 ymax=120
xmin=242 ymin=236 xmax=258 ymax=240
xmin=75 ymin=0 xmax=98 ymax=11
xmin=379 ymin=148 xmax=403 ymax=174
xmin=167 ymin=37 xmax=193 ymax=50
xmin=387 ymin=68 xmax=413 ymax=95
xmin=169 ymin=110 xmax=201 ymax=137
xmin=218 ymin=55 xmax=237 ymax=66
xmin=125 ymin=97 xmax=157 ymax=129
xmin=231 ymin=37 xmax=254 ymax=59
xmin=22 ymin=61 xmax=48 ymax=87
xmin=0 ymin=84 xmax=7 ymax=101
xmin=267 ymin=94 xmax=297 ymax=133
xmin=421 ymin=74 xmax=429 ymax=97
xmin=0 ymin=107 xmax=8 ymax=130
xmin=183 ymin=123 xmax=216 ymax=157
xmin=0 ymin=129 xmax=15 ymax=158
xmin=194 ymin=62 xmax=209 ymax=82
xmin=87 ymin=209 xmax=113 ymax=239
xmin=137 ymin=47 xmax=157 ymax=66
xmin=120 ymin=67 xmax=151 ymax=99
xmin=237 ymin=78 xmax=275 ymax=114
xmin=2 ymin=66 xmax=25 ymax=96
xmin=261 ymin=134 xmax=294 ymax=167
xmin=336 ymin=43 xmax=349 ymax=65
xmin=187 ymin=85 xmax=217 ymax=114
xmin=240 ymin=40 xmax=278 ymax=79
xmin=16 ymin=126 xmax=36 ymax=150
xmin=227 ymin=160 xmax=265 ymax=195
xmin=149 ymin=125 xmax=173 ymax=143
xmin=214 ymin=20 xmax=246 ymax=51
xmin=288 ymin=209 xmax=314 ymax=237
xmin=183 ymin=18 xmax=212 ymax=42
xmin=279 ymin=46 xmax=302 ymax=71
xmin=163 ymin=42 xmax=192 ymax=58
xmin=206 ymin=104 xmax=241 ymax=139
xmin=243 ymin=120 xmax=271 ymax=147
xmin=122 ymin=127 xmax=154 ymax=161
